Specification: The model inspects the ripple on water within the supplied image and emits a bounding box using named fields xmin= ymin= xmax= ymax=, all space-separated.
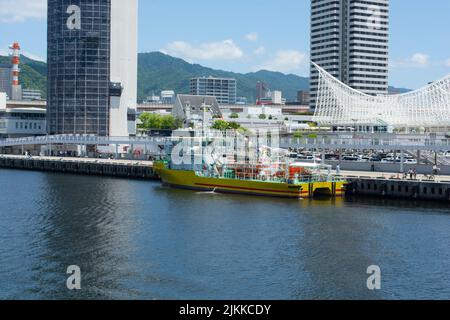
xmin=1 ymin=170 xmax=450 ymax=299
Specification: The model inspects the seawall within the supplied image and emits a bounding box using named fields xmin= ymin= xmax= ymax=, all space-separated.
xmin=0 ymin=155 xmax=157 ymax=180
xmin=346 ymin=177 xmax=450 ymax=202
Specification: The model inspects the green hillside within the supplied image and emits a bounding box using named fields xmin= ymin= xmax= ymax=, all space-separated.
xmin=137 ymin=52 xmax=309 ymax=102
xmin=0 ymin=55 xmax=47 ymax=98
xmin=0 ymin=51 xmax=411 ymax=102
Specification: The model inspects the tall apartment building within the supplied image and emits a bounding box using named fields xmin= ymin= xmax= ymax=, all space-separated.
xmin=256 ymin=81 xmax=269 ymax=103
xmin=47 ymin=0 xmax=138 ymax=136
xmin=190 ymin=77 xmax=237 ymax=105
xmin=310 ymin=0 xmax=389 ymax=110
xmin=297 ymin=90 xmax=311 ymax=105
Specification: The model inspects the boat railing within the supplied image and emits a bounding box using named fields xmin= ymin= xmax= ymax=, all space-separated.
xmin=195 ymin=171 xmax=346 ymax=184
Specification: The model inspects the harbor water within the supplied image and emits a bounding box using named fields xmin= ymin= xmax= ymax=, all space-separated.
xmin=1 ymin=169 xmax=450 ymax=300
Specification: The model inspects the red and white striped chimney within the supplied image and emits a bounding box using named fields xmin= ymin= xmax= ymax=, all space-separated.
xmin=9 ymin=42 xmax=20 ymax=86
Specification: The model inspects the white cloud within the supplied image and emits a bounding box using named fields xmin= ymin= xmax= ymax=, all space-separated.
xmin=23 ymin=51 xmax=45 ymax=62
xmin=445 ymin=58 xmax=450 ymax=67
xmin=0 ymin=45 xmax=45 ymax=61
xmin=0 ymin=0 xmax=47 ymax=23
xmin=161 ymin=40 xmax=243 ymax=61
xmin=391 ymin=53 xmax=430 ymax=68
xmin=258 ymin=50 xmax=308 ymax=73
xmin=253 ymin=46 xmax=266 ymax=56
xmin=245 ymin=32 xmax=259 ymax=42
xmin=410 ymin=53 xmax=429 ymax=66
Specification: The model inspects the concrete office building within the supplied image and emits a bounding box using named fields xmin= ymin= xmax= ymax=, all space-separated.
xmin=310 ymin=0 xmax=389 ymax=110
xmin=22 ymin=89 xmax=43 ymax=101
xmin=297 ymin=90 xmax=310 ymax=105
xmin=190 ymin=76 xmax=237 ymax=105
xmin=0 ymin=64 xmax=12 ymax=98
xmin=0 ymin=93 xmax=46 ymax=138
xmin=47 ymin=0 xmax=138 ymax=136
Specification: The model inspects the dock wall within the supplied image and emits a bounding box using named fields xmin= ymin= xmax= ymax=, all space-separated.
xmin=346 ymin=178 xmax=450 ymax=202
xmin=0 ymin=156 xmax=157 ymax=180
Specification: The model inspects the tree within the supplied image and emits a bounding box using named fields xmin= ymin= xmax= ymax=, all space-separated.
xmin=293 ymin=131 xmax=304 ymax=139
xmin=259 ymin=114 xmax=267 ymax=120
xmin=228 ymin=122 xmax=241 ymax=130
xmin=211 ymin=120 xmax=230 ymax=131
xmin=138 ymin=112 xmax=182 ymax=130
xmin=211 ymin=120 xmax=247 ymax=132
xmin=230 ymin=113 xmax=239 ymax=119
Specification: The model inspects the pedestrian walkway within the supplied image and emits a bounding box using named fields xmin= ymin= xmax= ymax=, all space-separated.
xmin=338 ymin=170 xmax=450 ymax=182
xmin=0 ymin=154 xmax=154 ymax=167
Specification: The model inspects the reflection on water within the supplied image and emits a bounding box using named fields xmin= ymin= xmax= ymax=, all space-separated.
xmin=0 ymin=169 xmax=450 ymax=299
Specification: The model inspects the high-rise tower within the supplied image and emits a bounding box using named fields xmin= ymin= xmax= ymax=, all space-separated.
xmin=310 ymin=0 xmax=389 ymax=110
xmin=47 ymin=0 xmax=138 ymax=136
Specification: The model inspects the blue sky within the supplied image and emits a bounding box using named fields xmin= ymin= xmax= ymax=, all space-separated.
xmin=0 ymin=0 xmax=449 ymax=89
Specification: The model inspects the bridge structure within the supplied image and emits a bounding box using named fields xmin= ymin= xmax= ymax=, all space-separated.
xmin=1 ymin=134 xmax=450 ymax=153
xmin=0 ymin=135 xmax=167 ymax=148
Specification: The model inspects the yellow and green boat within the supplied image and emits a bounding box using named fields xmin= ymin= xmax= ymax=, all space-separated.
xmin=154 ymin=160 xmax=347 ymax=199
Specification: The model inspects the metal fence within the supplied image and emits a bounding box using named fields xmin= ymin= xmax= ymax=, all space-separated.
xmin=2 ymin=134 xmax=450 ymax=152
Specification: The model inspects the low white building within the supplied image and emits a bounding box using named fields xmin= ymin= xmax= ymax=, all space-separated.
xmin=258 ymin=90 xmax=286 ymax=105
xmin=244 ymin=105 xmax=283 ymax=118
xmin=161 ymin=90 xmax=175 ymax=104
xmin=0 ymin=92 xmax=6 ymax=109
xmin=172 ymin=94 xmax=222 ymax=129
xmin=22 ymin=89 xmax=43 ymax=101
xmin=0 ymin=107 xmax=46 ymax=138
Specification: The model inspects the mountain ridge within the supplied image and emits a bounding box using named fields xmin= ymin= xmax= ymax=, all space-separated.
xmin=0 ymin=51 xmax=411 ymax=102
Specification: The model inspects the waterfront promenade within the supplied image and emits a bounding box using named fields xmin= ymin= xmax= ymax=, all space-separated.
xmin=0 ymin=154 xmax=154 ymax=167
xmin=339 ymin=170 xmax=450 ymax=183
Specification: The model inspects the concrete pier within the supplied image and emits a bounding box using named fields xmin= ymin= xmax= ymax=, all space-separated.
xmin=0 ymin=155 xmax=157 ymax=180
xmin=345 ymin=175 xmax=450 ymax=202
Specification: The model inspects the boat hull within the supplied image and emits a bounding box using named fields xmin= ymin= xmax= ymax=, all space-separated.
xmin=156 ymin=168 xmax=346 ymax=199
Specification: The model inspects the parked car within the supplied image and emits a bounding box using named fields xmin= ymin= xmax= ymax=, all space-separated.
xmin=370 ymin=156 xmax=382 ymax=162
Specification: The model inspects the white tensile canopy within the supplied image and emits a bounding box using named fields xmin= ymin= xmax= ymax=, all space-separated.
xmin=312 ymin=62 xmax=450 ymax=128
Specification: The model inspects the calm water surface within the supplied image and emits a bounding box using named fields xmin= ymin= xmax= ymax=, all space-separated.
xmin=1 ymin=169 xmax=450 ymax=300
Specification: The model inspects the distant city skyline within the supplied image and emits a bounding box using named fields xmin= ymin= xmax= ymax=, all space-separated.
xmin=0 ymin=0 xmax=449 ymax=89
